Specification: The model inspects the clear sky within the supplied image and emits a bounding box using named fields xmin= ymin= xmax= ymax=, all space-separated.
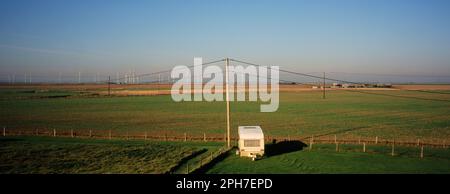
xmin=1 ymin=0 xmax=450 ymax=83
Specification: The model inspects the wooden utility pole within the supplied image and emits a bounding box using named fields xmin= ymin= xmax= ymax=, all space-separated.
xmin=158 ymin=73 xmax=161 ymax=94
xmin=323 ymin=72 xmax=326 ymax=99
xmin=420 ymin=145 xmax=424 ymax=158
xmin=225 ymin=58 xmax=231 ymax=148
xmin=391 ymin=140 xmax=395 ymax=156
xmin=363 ymin=142 xmax=366 ymax=153
xmin=108 ymin=76 xmax=111 ymax=96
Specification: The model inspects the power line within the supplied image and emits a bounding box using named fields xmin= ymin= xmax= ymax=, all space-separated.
xmin=230 ymin=58 xmax=364 ymax=85
xmin=229 ymin=58 xmax=450 ymax=102
xmin=186 ymin=67 xmax=450 ymax=102
xmin=97 ymin=59 xmax=225 ymax=84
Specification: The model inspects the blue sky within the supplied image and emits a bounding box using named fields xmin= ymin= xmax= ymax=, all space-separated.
xmin=1 ymin=0 xmax=450 ymax=82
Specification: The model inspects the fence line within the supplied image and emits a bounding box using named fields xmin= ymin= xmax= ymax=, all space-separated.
xmin=186 ymin=146 xmax=232 ymax=174
xmin=1 ymin=128 xmax=448 ymax=149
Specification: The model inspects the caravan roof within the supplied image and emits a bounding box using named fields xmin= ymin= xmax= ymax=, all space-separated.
xmin=238 ymin=126 xmax=264 ymax=139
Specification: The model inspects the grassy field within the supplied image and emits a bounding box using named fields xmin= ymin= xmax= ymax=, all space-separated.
xmin=1 ymin=136 xmax=448 ymax=174
xmin=0 ymin=85 xmax=449 ymax=174
xmin=1 ymin=87 xmax=449 ymax=142
xmin=0 ymin=136 xmax=222 ymax=174
xmin=206 ymin=143 xmax=450 ymax=174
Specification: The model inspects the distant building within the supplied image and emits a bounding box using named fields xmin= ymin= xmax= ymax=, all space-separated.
xmin=331 ymin=83 xmax=342 ymax=88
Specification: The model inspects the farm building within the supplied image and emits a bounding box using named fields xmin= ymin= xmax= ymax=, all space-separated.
xmin=237 ymin=126 xmax=265 ymax=160
xmin=331 ymin=83 xmax=342 ymax=88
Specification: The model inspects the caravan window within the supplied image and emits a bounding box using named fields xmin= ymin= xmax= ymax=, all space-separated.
xmin=244 ymin=140 xmax=260 ymax=147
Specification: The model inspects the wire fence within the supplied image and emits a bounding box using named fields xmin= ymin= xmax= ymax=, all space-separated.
xmin=2 ymin=127 xmax=448 ymax=149
xmin=2 ymin=127 xmax=448 ymax=173
xmin=183 ymin=146 xmax=231 ymax=174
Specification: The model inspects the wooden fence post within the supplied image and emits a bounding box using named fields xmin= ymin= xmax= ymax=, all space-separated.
xmin=391 ymin=140 xmax=395 ymax=156
xmin=89 ymin=130 xmax=92 ymax=138
xmin=224 ymin=133 xmax=226 ymax=142
xmin=35 ymin=128 xmax=39 ymax=136
xmin=288 ymin=135 xmax=291 ymax=141
xmin=309 ymin=137 xmax=313 ymax=151
xmin=53 ymin=129 xmax=56 ymax=137
xmin=144 ymin=132 xmax=147 ymax=140
xmin=184 ymin=133 xmax=187 ymax=142
xmin=417 ymin=139 xmax=420 ymax=147
xmin=363 ymin=142 xmax=366 ymax=153
xmin=336 ymin=142 xmax=339 ymax=152
xmin=375 ymin=136 xmax=378 ymax=144
xmin=203 ymin=133 xmax=206 ymax=142
xmin=420 ymin=145 xmax=424 ymax=159
xmin=3 ymin=127 xmax=5 ymax=137
xmin=334 ymin=134 xmax=337 ymax=144
xmin=71 ymin=129 xmax=74 ymax=138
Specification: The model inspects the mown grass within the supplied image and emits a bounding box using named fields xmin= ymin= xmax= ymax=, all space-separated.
xmin=206 ymin=143 xmax=450 ymax=174
xmin=0 ymin=136 xmax=221 ymax=174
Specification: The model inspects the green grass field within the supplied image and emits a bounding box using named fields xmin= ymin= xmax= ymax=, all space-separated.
xmin=1 ymin=88 xmax=449 ymax=141
xmin=0 ymin=136 xmax=222 ymax=174
xmin=0 ymin=86 xmax=449 ymax=174
xmin=206 ymin=143 xmax=450 ymax=174
xmin=1 ymin=136 xmax=448 ymax=174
